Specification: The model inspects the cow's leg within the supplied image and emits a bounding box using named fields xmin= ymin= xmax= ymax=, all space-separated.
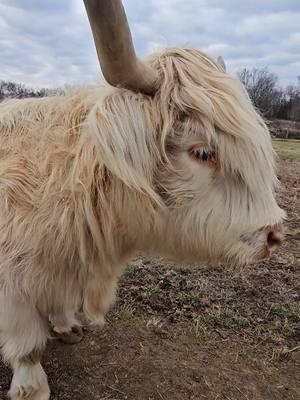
xmin=51 ymin=273 xmax=118 ymax=342
xmin=50 ymin=309 xmax=84 ymax=344
xmin=83 ymin=274 xmax=118 ymax=325
xmin=0 ymin=298 xmax=49 ymax=400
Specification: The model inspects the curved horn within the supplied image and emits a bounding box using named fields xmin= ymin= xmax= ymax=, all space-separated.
xmin=83 ymin=0 xmax=158 ymax=95
xmin=217 ymin=56 xmax=226 ymax=72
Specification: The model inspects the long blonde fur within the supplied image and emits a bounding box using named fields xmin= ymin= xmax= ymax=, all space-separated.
xmin=0 ymin=47 xmax=285 ymax=313
xmin=0 ymin=48 xmax=284 ymax=399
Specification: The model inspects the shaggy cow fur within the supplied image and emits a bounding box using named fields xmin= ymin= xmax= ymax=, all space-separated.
xmin=0 ymin=48 xmax=285 ymax=399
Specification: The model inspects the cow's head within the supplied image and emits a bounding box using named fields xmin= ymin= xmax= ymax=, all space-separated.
xmin=83 ymin=0 xmax=285 ymax=266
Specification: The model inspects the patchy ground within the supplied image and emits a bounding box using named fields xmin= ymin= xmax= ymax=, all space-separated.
xmin=0 ymin=160 xmax=299 ymax=400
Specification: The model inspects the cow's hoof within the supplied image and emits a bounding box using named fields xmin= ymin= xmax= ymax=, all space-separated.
xmin=8 ymin=385 xmax=50 ymax=400
xmin=52 ymin=325 xmax=84 ymax=344
xmin=8 ymin=366 xmax=50 ymax=400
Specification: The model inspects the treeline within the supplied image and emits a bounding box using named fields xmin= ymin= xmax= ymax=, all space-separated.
xmin=1 ymin=68 xmax=300 ymax=121
xmin=0 ymin=81 xmax=64 ymax=101
xmin=238 ymin=68 xmax=300 ymax=121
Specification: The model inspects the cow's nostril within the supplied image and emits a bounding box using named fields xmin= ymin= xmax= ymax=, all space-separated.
xmin=267 ymin=230 xmax=284 ymax=248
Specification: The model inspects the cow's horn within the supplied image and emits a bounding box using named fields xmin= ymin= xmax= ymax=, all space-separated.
xmin=83 ymin=0 xmax=158 ymax=95
xmin=217 ymin=56 xmax=226 ymax=72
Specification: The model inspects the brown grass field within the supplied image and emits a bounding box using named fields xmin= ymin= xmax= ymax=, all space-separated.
xmin=0 ymin=145 xmax=299 ymax=400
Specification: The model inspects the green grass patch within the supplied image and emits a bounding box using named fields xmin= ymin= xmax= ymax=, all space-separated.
xmin=146 ymin=284 xmax=161 ymax=294
xmin=266 ymin=303 xmax=300 ymax=335
xmin=123 ymin=264 xmax=138 ymax=279
xmin=180 ymin=291 xmax=201 ymax=306
xmin=204 ymin=310 xmax=250 ymax=330
xmin=272 ymin=139 xmax=300 ymax=160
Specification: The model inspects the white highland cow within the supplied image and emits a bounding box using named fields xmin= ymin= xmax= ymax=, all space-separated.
xmin=0 ymin=1 xmax=285 ymax=399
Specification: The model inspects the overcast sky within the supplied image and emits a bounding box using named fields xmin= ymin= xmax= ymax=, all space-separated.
xmin=0 ymin=0 xmax=299 ymax=88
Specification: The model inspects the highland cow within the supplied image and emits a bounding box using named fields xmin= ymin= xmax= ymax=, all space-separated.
xmin=0 ymin=1 xmax=285 ymax=399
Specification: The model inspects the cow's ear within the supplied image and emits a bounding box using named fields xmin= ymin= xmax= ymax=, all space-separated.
xmin=86 ymin=94 xmax=162 ymax=206
xmin=217 ymin=56 xmax=226 ymax=72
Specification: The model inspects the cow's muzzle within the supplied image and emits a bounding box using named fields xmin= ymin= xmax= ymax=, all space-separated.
xmin=256 ymin=224 xmax=285 ymax=259
xmin=265 ymin=225 xmax=285 ymax=254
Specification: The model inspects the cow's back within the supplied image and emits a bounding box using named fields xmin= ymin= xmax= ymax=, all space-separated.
xmin=0 ymin=89 xmax=101 ymax=297
xmin=0 ymin=91 xmax=95 ymax=162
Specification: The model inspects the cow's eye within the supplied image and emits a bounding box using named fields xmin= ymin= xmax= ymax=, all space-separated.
xmin=190 ymin=147 xmax=216 ymax=163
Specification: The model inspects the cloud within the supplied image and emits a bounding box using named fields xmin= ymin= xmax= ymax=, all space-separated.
xmin=0 ymin=0 xmax=299 ymax=88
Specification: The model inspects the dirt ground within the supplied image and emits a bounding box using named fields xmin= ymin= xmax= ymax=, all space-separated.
xmin=0 ymin=160 xmax=299 ymax=400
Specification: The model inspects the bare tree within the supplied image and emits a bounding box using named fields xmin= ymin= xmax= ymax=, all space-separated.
xmin=286 ymin=80 xmax=300 ymax=121
xmin=238 ymin=68 xmax=283 ymax=118
xmin=0 ymin=81 xmax=64 ymax=102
